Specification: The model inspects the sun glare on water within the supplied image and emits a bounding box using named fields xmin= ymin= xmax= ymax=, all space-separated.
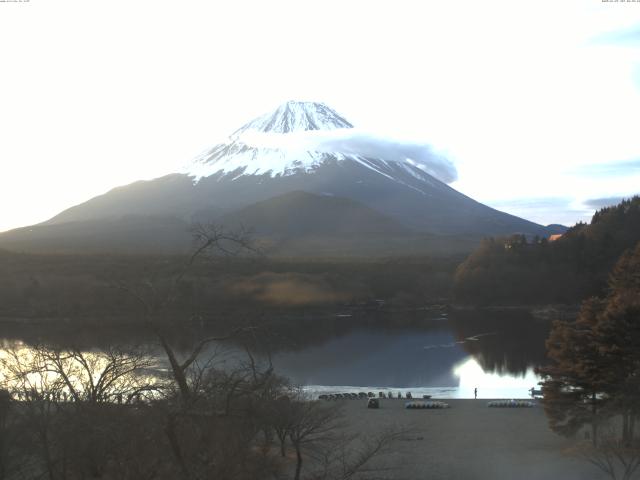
xmin=453 ymin=357 xmax=540 ymax=399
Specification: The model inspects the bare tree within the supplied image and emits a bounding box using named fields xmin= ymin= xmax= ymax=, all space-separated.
xmin=279 ymin=396 xmax=406 ymax=480
xmin=2 ymin=344 xmax=159 ymax=405
xmin=287 ymin=400 xmax=344 ymax=480
xmin=0 ymin=389 xmax=12 ymax=480
xmin=0 ymin=344 xmax=161 ymax=480
xmin=149 ymin=351 xmax=288 ymax=480
xmin=43 ymin=346 xmax=159 ymax=404
xmin=271 ymin=394 xmax=295 ymax=458
xmin=116 ymin=223 xmax=259 ymax=404
xmin=1 ymin=346 xmax=69 ymax=480
xmin=310 ymin=428 xmax=407 ymax=480
xmin=576 ymin=424 xmax=640 ymax=480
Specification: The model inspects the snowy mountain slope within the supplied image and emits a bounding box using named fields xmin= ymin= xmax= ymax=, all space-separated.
xmin=232 ymin=101 xmax=353 ymax=133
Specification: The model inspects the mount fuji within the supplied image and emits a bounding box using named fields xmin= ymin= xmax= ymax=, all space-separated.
xmin=0 ymin=101 xmax=563 ymax=255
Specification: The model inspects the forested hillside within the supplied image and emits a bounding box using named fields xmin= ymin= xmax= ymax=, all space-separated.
xmin=454 ymin=196 xmax=640 ymax=305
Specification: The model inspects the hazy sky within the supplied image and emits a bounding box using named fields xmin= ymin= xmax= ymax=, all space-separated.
xmin=1 ymin=0 xmax=639 ymax=232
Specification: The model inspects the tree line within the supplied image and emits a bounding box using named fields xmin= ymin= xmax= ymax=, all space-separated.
xmin=453 ymin=196 xmax=640 ymax=305
xmin=0 ymin=249 xmax=459 ymax=325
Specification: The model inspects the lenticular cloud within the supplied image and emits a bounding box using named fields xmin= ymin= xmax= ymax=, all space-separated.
xmin=236 ymin=128 xmax=458 ymax=184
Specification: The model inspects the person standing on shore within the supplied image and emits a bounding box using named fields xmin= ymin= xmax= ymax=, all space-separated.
xmin=474 ymin=387 xmax=478 ymax=399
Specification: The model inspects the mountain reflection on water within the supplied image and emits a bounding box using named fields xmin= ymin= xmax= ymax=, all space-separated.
xmin=265 ymin=309 xmax=550 ymax=396
xmin=0 ymin=308 xmax=553 ymax=397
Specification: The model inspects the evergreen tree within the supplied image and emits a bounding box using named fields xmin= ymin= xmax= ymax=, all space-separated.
xmin=539 ymin=241 xmax=640 ymax=445
xmin=539 ymin=298 xmax=609 ymax=444
xmin=596 ymin=243 xmax=640 ymax=442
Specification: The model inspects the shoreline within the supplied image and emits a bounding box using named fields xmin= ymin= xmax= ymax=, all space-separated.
xmin=304 ymin=385 xmax=540 ymax=401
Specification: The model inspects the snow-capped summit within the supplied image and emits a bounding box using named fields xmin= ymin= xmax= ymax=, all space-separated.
xmin=187 ymin=101 xmax=452 ymax=183
xmin=233 ymin=101 xmax=353 ymax=135
xmin=188 ymin=101 xmax=357 ymax=180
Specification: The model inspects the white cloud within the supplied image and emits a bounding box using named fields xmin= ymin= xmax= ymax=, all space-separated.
xmin=236 ymin=128 xmax=458 ymax=183
xmin=583 ymin=196 xmax=629 ymax=210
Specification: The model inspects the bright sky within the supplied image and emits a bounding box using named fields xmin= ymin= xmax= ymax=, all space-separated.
xmin=1 ymin=0 xmax=639 ymax=232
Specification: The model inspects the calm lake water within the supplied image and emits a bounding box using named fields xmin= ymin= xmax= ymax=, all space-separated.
xmin=0 ymin=308 xmax=552 ymax=399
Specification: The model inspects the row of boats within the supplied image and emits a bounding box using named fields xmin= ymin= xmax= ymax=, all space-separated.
xmin=318 ymin=391 xmax=431 ymax=401
xmin=487 ymin=400 xmax=535 ymax=408
xmin=404 ymin=401 xmax=450 ymax=409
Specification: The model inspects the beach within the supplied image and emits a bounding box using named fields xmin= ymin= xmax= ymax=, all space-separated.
xmin=337 ymin=398 xmax=605 ymax=480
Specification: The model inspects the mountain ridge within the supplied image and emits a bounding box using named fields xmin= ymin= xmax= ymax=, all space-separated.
xmin=219 ymin=190 xmax=412 ymax=236
xmin=0 ymin=101 xmax=565 ymax=255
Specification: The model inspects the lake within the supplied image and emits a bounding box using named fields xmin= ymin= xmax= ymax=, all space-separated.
xmin=0 ymin=307 xmax=552 ymax=399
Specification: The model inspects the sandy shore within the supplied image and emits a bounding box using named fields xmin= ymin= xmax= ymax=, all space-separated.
xmin=337 ymin=398 xmax=605 ymax=480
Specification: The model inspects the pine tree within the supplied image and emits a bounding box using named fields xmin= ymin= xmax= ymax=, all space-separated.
xmin=539 ymin=297 xmax=610 ymax=444
xmin=596 ymin=243 xmax=640 ymax=443
xmin=539 ymin=241 xmax=640 ymax=445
